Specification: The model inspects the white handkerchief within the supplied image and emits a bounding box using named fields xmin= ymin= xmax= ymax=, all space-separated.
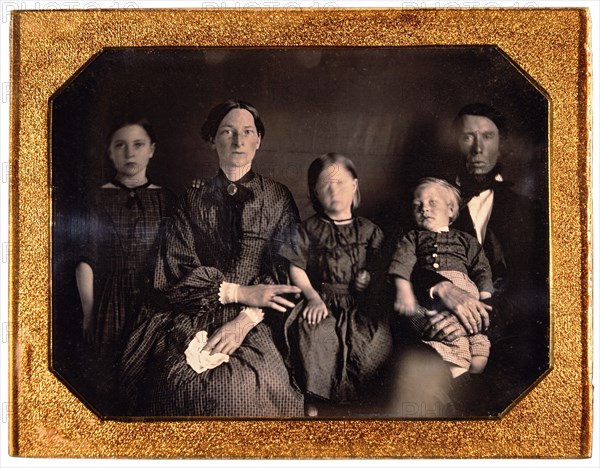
xmin=184 ymin=330 xmax=230 ymax=374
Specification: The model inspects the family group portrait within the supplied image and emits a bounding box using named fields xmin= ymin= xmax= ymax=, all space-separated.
xmin=50 ymin=47 xmax=550 ymax=420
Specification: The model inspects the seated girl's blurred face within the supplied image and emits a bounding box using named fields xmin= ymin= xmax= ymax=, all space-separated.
xmin=213 ymin=108 xmax=261 ymax=170
xmin=315 ymin=163 xmax=357 ymax=218
xmin=108 ymin=124 xmax=155 ymax=179
xmin=412 ymin=184 xmax=454 ymax=232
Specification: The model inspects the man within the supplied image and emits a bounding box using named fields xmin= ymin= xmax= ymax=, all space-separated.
xmin=386 ymin=103 xmax=548 ymax=417
xmin=429 ymin=103 xmax=549 ymax=414
xmin=451 ymin=103 xmax=547 ymax=292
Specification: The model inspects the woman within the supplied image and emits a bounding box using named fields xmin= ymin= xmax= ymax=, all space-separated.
xmin=76 ymin=116 xmax=175 ymax=415
xmin=121 ymin=100 xmax=304 ymax=417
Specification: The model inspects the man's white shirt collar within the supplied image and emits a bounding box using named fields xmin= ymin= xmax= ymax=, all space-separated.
xmin=459 ymin=173 xmax=503 ymax=245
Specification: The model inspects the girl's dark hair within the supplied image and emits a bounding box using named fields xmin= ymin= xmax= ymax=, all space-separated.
xmin=103 ymin=116 xmax=157 ymax=183
xmin=200 ymin=100 xmax=266 ymax=142
xmin=308 ymin=153 xmax=361 ymax=215
xmin=105 ymin=115 xmax=157 ymax=153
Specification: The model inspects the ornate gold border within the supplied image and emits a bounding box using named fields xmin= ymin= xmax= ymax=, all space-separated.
xmin=9 ymin=8 xmax=592 ymax=458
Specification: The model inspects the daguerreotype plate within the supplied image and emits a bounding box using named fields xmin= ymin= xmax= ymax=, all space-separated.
xmin=8 ymin=7 xmax=591 ymax=458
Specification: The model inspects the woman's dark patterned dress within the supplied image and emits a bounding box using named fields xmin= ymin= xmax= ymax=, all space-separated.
xmin=281 ymin=215 xmax=393 ymax=403
xmin=121 ymin=172 xmax=304 ymax=417
xmin=79 ymin=185 xmax=175 ymax=411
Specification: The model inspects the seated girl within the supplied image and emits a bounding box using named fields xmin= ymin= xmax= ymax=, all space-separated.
xmin=280 ymin=153 xmax=392 ymax=417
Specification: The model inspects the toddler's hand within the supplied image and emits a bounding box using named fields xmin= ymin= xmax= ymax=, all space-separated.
xmin=394 ymin=293 xmax=417 ymax=316
xmin=354 ymin=269 xmax=371 ymax=292
xmin=303 ymin=297 xmax=328 ymax=325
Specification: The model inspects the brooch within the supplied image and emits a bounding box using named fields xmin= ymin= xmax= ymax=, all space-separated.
xmin=227 ymin=183 xmax=238 ymax=196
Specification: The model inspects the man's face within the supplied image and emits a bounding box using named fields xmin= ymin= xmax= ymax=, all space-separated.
xmin=457 ymin=114 xmax=500 ymax=176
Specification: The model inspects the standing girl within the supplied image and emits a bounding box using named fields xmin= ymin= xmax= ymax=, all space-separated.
xmin=281 ymin=153 xmax=392 ymax=416
xmin=76 ymin=117 xmax=175 ymax=415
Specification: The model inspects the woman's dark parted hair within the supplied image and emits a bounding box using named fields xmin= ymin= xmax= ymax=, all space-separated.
xmin=105 ymin=115 xmax=157 ymax=156
xmin=308 ymin=153 xmax=361 ymax=216
xmin=200 ymin=100 xmax=266 ymax=142
xmin=451 ymin=103 xmax=507 ymax=137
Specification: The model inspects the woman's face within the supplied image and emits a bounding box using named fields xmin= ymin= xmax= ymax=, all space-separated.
xmin=412 ymin=184 xmax=454 ymax=232
xmin=213 ymin=108 xmax=261 ymax=171
xmin=108 ymin=124 xmax=155 ymax=179
xmin=315 ymin=163 xmax=357 ymax=218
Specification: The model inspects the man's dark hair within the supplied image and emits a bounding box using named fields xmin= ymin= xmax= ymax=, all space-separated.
xmin=452 ymin=103 xmax=506 ymax=136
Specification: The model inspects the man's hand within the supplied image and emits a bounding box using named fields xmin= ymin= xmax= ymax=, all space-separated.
xmin=423 ymin=310 xmax=469 ymax=342
xmin=430 ymin=281 xmax=491 ymax=334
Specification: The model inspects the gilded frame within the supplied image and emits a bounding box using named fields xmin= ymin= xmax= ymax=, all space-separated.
xmin=8 ymin=8 xmax=592 ymax=458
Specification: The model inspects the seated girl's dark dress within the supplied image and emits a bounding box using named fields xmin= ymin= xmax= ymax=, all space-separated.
xmin=281 ymin=215 xmax=393 ymax=404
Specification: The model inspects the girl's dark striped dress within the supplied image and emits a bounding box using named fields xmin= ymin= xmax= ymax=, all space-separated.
xmin=79 ymin=184 xmax=175 ymax=414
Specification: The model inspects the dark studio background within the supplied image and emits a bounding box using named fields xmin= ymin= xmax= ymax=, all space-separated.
xmin=50 ymin=47 xmax=549 ymax=414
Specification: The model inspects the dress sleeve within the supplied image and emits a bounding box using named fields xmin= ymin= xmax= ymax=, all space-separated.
xmin=257 ymin=186 xmax=301 ymax=285
xmin=153 ymin=190 xmax=225 ymax=311
xmin=74 ymin=191 xmax=100 ymax=271
xmin=278 ymin=222 xmax=309 ymax=271
xmin=465 ymin=233 xmax=494 ymax=294
xmin=364 ymin=222 xmax=385 ymax=276
xmin=388 ymin=230 xmax=419 ymax=281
